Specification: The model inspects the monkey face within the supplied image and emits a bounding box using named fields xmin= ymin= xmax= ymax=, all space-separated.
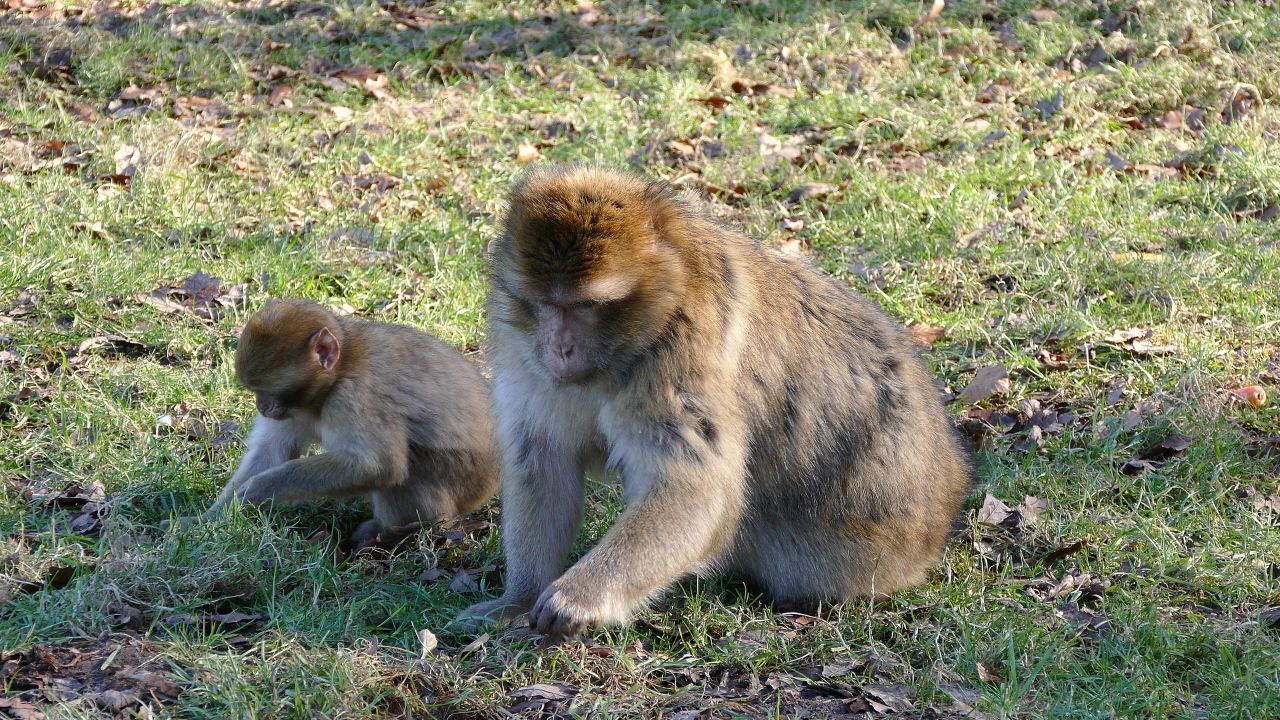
xmin=529 ymin=297 xmax=609 ymax=384
xmin=254 ymin=391 xmax=291 ymax=420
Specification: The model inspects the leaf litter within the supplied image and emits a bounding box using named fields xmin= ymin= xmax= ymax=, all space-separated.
xmin=0 ymin=641 xmax=183 ymax=716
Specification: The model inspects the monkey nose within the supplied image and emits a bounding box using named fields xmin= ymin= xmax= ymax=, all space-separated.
xmin=554 ymin=344 xmax=575 ymax=361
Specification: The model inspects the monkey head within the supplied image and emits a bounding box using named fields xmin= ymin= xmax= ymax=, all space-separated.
xmin=234 ymin=300 xmax=343 ymax=419
xmin=489 ymin=166 xmax=691 ymax=385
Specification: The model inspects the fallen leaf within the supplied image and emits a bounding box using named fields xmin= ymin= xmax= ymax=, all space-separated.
xmin=458 ymin=632 xmax=489 ymax=655
xmin=956 ymin=221 xmax=1002 ymax=249
xmin=1222 ymin=87 xmax=1257 ymax=125
xmin=107 ymin=602 xmax=145 ymax=629
xmin=959 ymin=365 xmax=1010 ymax=404
xmin=692 ymin=96 xmax=731 ymax=109
xmin=1159 ymin=106 xmax=1207 ymax=133
xmin=334 ymin=66 xmax=392 ymax=100
xmin=115 ymin=668 xmax=181 ymax=698
xmin=516 ymin=141 xmax=541 ymax=164
xmin=85 ymin=689 xmax=141 ymax=712
xmin=112 ymin=144 xmax=141 ymax=183
xmin=779 ymin=216 xmax=805 ymax=232
xmin=417 ymin=628 xmax=438 ymax=658
xmin=758 ymin=132 xmax=805 ymax=164
xmin=449 ymin=568 xmax=478 ymax=593
xmin=0 ymin=697 xmax=43 ymax=720
xmin=863 ymin=684 xmax=915 ymax=712
xmin=1121 ymin=433 xmax=1193 ymax=474
xmin=1100 ymin=327 xmax=1177 ymax=356
xmin=1040 ymin=539 xmax=1087 ymax=566
xmin=138 ymin=273 xmax=240 ymax=321
xmin=1035 ymin=347 xmax=1071 ymax=371
xmin=508 ymin=683 xmax=578 ymax=713
xmin=268 ymin=84 xmax=293 ymax=107
xmin=786 ymin=182 xmax=837 ymax=204
xmin=1246 ymin=488 xmax=1280 ymax=515
xmin=976 ymin=494 xmax=1046 ymax=530
xmin=351 ymin=521 xmax=424 ymax=554
xmin=76 ymin=334 xmax=147 ymax=359
xmin=1057 ymin=600 xmax=1111 ymax=642
xmin=19 ymin=47 xmax=74 ymax=82
xmin=36 ymin=480 xmax=106 ymax=508
xmin=1036 ymin=90 xmax=1064 ymax=120
xmin=975 ymin=661 xmax=1002 ymax=683
xmin=907 ymin=324 xmax=945 ymax=348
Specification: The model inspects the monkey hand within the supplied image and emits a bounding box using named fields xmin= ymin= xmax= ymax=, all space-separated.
xmin=159 ymin=515 xmax=200 ymax=532
xmin=529 ymin=578 xmax=624 ymax=638
xmin=234 ymin=469 xmax=289 ymax=508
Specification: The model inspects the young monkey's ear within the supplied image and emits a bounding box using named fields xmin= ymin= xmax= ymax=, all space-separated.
xmin=311 ymin=327 xmax=341 ymax=371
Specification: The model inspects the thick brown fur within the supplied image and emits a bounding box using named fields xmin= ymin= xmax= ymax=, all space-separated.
xmin=197 ymin=299 xmax=498 ymax=544
xmin=457 ymin=166 xmax=972 ymax=636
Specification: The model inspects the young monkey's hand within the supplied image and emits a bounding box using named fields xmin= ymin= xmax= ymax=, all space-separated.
xmin=234 ymin=468 xmax=288 ymax=507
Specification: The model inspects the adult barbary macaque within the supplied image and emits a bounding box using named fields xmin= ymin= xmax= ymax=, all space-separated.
xmin=458 ymin=166 xmax=971 ymax=636
xmin=197 ymin=299 xmax=498 ymax=544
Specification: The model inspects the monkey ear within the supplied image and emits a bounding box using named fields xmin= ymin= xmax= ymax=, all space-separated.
xmin=311 ymin=327 xmax=341 ymax=371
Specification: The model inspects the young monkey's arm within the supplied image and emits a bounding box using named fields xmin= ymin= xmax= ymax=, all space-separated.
xmin=234 ymin=419 xmax=408 ymax=507
xmin=202 ymin=416 xmax=311 ymax=520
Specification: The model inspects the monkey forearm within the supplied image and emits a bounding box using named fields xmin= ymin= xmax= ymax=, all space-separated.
xmin=498 ymin=447 xmax=585 ymax=601
xmin=238 ymin=453 xmax=395 ymax=506
xmin=205 ymin=446 xmax=293 ymax=518
xmin=570 ymin=472 xmax=741 ymax=605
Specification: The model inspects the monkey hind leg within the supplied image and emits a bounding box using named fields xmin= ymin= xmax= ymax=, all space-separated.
xmin=370 ymin=482 xmax=456 ymax=530
xmin=736 ymin=520 xmax=940 ymax=607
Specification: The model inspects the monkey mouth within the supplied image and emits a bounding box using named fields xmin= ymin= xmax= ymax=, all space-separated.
xmin=546 ymin=364 xmax=598 ymax=385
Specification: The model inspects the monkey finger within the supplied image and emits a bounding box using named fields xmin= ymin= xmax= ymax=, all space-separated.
xmin=530 ymin=587 xmax=591 ymax=639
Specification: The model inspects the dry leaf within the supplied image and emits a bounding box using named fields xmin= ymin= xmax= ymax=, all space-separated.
xmin=0 ymin=697 xmax=43 ymax=720
xmin=113 ymin=144 xmax=140 ymax=178
xmin=334 ymin=66 xmax=392 ymax=100
xmin=449 ymin=569 xmax=479 ymax=593
xmin=1101 ymin=328 xmax=1178 ymax=356
xmin=516 ymin=141 xmax=541 ymax=164
xmin=1120 ymin=433 xmax=1192 ymax=475
xmin=268 ymin=84 xmax=293 ymax=107
xmin=509 ymin=683 xmax=578 ymax=713
xmin=959 ymin=364 xmax=1010 ymax=404
xmin=692 ymin=96 xmax=730 ymax=109
xmin=85 ymin=690 xmax=140 ymax=713
xmin=975 ymin=661 xmax=1002 ymax=683
xmin=787 ymin=182 xmax=837 ymax=203
xmin=907 ymin=324 xmax=944 ymax=348
xmin=417 ymin=628 xmax=438 ymax=658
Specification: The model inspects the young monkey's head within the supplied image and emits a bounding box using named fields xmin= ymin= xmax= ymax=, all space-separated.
xmin=234 ymin=300 xmax=343 ymax=419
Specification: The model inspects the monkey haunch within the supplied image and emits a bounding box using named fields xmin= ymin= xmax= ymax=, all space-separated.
xmin=198 ymin=300 xmax=498 ymax=544
xmin=458 ymin=166 xmax=972 ymax=636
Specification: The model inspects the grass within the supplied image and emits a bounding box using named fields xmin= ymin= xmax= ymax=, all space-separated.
xmin=1 ymin=0 xmax=1279 ymax=717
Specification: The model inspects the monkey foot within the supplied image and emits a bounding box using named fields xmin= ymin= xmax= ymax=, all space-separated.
xmin=452 ymin=595 xmax=530 ymax=632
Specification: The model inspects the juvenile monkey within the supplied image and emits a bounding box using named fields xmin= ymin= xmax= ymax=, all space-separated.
xmin=457 ymin=166 xmax=971 ymax=636
xmin=197 ymin=299 xmax=498 ymax=545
